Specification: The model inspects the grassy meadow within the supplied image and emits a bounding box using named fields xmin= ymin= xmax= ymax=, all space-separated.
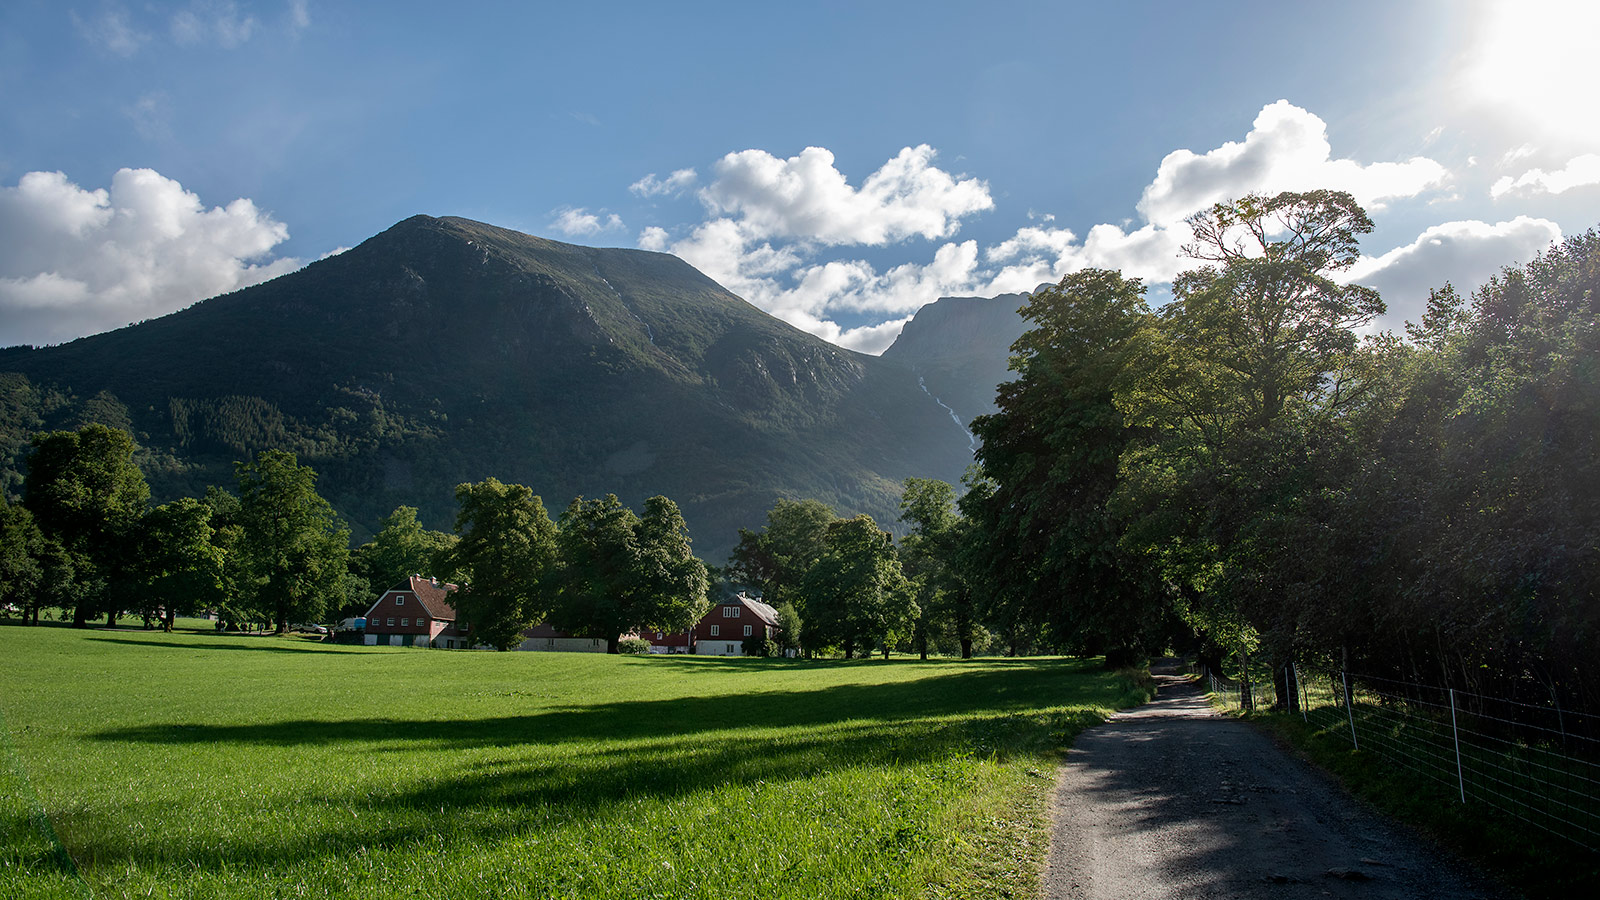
xmin=0 ymin=627 xmax=1150 ymax=899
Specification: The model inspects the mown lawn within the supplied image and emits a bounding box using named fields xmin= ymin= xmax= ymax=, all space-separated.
xmin=1 ymin=627 xmax=1149 ymax=899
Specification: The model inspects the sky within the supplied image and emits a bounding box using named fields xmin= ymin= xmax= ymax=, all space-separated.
xmin=2 ymin=0 xmax=1598 ymax=351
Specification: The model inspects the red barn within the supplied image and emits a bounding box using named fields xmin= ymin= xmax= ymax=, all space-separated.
xmin=685 ymin=593 xmax=782 ymax=656
xmin=361 ymin=575 xmax=473 ymax=649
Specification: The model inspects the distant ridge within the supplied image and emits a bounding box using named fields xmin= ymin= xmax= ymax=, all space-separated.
xmin=881 ymin=289 xmax=1033 ymax=428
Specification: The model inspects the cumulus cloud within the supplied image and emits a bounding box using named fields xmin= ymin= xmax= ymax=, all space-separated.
xmin=1491 ymin=154 xmax=1600 ymax=198
xmin=171 ymin=1 xmax=258 ymax=48
xmin=637 ymin=103 xmax=1468 ymax=353
xmin=549 ymin=207 xmax=625 ymax=237
xmin=700 ymin=145 xmax=993 ymax=245
xmin=1138 ymin=100 xmax=1448 ymax=226
xmin=0 ymin=168 xmax=301 ymax=347
xmin=630 ymin=169 xmax=697 ymax=198
xmin=1347 ymin=217 xmax=1562 ymax=328
xmin=71 ymin=6 xmax=150 ymax=56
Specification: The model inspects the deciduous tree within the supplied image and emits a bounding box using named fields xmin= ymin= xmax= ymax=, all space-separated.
xmin=234 ymin=450 xmax=350 ymax=634
xmin=439 ymin=478 xmax=559 ymax=651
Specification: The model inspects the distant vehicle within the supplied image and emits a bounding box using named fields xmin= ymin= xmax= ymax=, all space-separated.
xmin=291 ymin=623 xmax=329 ymax=634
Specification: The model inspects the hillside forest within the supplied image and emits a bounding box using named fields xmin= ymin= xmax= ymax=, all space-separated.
xmin=1 ymin=190 xmax=1595 ymax=712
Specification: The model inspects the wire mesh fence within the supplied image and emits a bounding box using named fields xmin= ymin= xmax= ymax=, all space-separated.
xmin=1204 ymin=662 xmax=1600 ymax=851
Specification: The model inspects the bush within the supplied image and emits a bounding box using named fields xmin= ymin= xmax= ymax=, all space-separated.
xmin=742 ymin=635 xmax=778 ymax=657
xmin=617 ymin=637 xmax=652 ymax=655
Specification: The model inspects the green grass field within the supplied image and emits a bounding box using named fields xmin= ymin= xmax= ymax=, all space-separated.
xmin=0 ymin=627 xmax=1149 ymax=899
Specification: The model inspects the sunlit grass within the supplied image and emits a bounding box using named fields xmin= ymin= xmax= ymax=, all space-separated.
xmin=1 ymin=627 xmax=1148 ymax=899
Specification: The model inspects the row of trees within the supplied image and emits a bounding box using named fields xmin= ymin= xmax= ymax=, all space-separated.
xmin=0 ymin=432 xmax=360 ymax=633
xmin=959 ymin=189 xmax=1599 ymax=708
xmin=0 ymin=430 xmax=713 ymax=650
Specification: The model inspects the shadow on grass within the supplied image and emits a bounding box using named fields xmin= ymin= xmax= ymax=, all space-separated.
xmin=73 ymin=661 xmax=1125 ymax=871
xmin=86 ymin=636 xmax=353 ymax=654
xmin=94 ymin=661 xmax=1107 ymax=748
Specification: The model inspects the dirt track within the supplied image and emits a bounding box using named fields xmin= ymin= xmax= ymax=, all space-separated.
xmin=1041 ymin=674 xmax=1505 ymax=899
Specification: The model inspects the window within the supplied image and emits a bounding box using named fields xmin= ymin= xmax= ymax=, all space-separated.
xmin=710 ymin=625 xmax=720 ymax=636
xmin=656 ymin=632 xmax=664 ymax=639
xmin=400 ymin=618 xmax=409 ymax=627
xmin=722 ymin=606 xmax=741 ymax=618
xmin=461 ymin=622 xmax=469 ymax=632
xmin=386 ymin=618 xmax=395 ymax=626
xmin=744 ymin=624 xmax=753 ymax=636
xmin=396 ymin=595 xmax=405 ymax=605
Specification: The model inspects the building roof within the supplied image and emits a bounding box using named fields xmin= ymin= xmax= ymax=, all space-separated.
xmin=735 ymin=593 xmax=781 ymax=627
xmin=367 ymin=575 xmax=459 ymax=621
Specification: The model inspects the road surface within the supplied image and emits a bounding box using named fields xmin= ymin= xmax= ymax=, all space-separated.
xmin=1041 ymin=674 xmax=1504 ymax=899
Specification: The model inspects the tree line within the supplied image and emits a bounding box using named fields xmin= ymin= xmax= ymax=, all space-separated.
xmin=952 ymin=190 xmax=1599 ymax=710
xmin=0 ymin=435 xmax=711 ymax=650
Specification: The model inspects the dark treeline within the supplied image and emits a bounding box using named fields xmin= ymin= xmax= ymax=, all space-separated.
xmin=0 ymin=435 xmax=711 ymax=651
xmin=955 ymin=190 xmax=1599 ymax=711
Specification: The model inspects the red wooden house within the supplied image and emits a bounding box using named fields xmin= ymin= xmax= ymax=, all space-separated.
xmin=361 ymin=575 xmax=472 ymax=649
xmin=643 ymin=592 xmax=782 ymax=656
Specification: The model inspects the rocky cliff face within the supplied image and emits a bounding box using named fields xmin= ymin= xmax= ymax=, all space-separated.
xmin=880 ymin=290 xmax=1034 ymax=430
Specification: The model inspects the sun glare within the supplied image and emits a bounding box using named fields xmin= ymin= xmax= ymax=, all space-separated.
xmin=1467 ymin=0 xmax=1600 ymax=144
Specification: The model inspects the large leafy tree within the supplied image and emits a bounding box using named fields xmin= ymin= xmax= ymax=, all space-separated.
xmin=551 ymin=494 xmax=709 ymax=654
xmin=136 ymin=497 xmax=225 ymax=631
xmin=234 ymin=450 xmax=350 ymax=634
xmin=897 ymin=477 xmax=973 ymax=659
xmin=438 ymin=478 xmax=559 ymax=651
xmin=354 ymin=505 xmax=458 ymax=595
xmin=725 ymin=498 xmax=836 ymax=613
xmin=0 ymin=498 xmax=45 ymax=623
xmin=963 ymin=270 xmax=1162 ymax=664
xmin=800 ymin=514 xmax=913 ymax=659
xmin=1115 ymin=190 xmax=1387 ymax=700
xmin=23 ymin=424 xmax=150 ymax=627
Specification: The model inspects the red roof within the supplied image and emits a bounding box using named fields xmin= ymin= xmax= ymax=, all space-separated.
xmin=368 ymin=575 xmax=459 ymax=621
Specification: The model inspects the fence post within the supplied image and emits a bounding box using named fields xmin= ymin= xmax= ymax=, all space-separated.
xmin=1449 ymin=688 xmax=1466 ymax=804
xmin=1294 ymin=662 xmax=1307 ymax=723
xmin=1343 ymin=670 xmax=1359 ymax=751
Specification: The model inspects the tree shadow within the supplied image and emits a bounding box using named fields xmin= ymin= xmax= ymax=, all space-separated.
xmin=74 ymin=661 xmax=1121 ymax=871
xmin=86 ymin=636 xmax=343 ymax=654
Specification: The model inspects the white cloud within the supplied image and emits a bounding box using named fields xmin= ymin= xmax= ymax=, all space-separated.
xmin=1138 ymin=100 xmax=1448 ymax=226
xmin=634 ymin=103 xmax=1471 ymax=354
xmin=0 ymin=168 xmax=301 ymax=347
xmin=171 ymin=1 xmax=258 ymax=48
xmin=549 ymin=207 xmax=625 ymax=237
xmin=288 ymin=0 xmax=311 ymax=31
xmin=630 ymin=169 xmax=697 ymax=198
xmin=700 ymin=144 xmax=993 ymax=245
xmin=1490 ymin=154 xmax=1600 ymax=198
xmin=637 ymin=226 xmax=670 ymax=252
xmin=124 ymin=91 xmax=174 ymax=141
xmin=71 ymin=6 xmax=149 ymax=56
xmin=1347 ymin=217 xmax=1562 ymax=329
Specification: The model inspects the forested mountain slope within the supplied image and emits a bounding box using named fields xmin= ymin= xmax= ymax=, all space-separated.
xmin=0 ymin=215 xmax=973 ymax=556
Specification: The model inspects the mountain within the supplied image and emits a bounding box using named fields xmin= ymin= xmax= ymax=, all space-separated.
xmin=0 ymin=215 xmax=976 ymax=559
xmin=879 ymin=290 xmax=1033 ymax=441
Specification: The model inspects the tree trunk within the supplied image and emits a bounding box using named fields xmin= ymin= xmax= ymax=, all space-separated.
xmin=72 ymin=603 xmax=88 ymax=628
xmin=843 ymin=638 xmax=854 ymax=659
xmin=164 ymin=609 xmax=176 ymax=632
xmin=960 ymin=638 xmax=972 ymax=659
xmin=882 ymin=643 xmax=890 ymax=660
xmin=606 ymin=636 xmax=620 ymax=654
xmin=105 ymin=609 xmax=118 ymax=628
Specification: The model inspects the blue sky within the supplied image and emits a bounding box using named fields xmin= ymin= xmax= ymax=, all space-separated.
xmin=3 ymin=0 xmax=1597 ymax=350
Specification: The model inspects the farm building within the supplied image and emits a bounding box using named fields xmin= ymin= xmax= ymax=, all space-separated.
xmin=361 ymin=576 xmax=473 ymax=648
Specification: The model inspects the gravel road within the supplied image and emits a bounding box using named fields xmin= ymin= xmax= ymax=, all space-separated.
xmin=1040 ymin=674 xmax=1506 ymax=899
